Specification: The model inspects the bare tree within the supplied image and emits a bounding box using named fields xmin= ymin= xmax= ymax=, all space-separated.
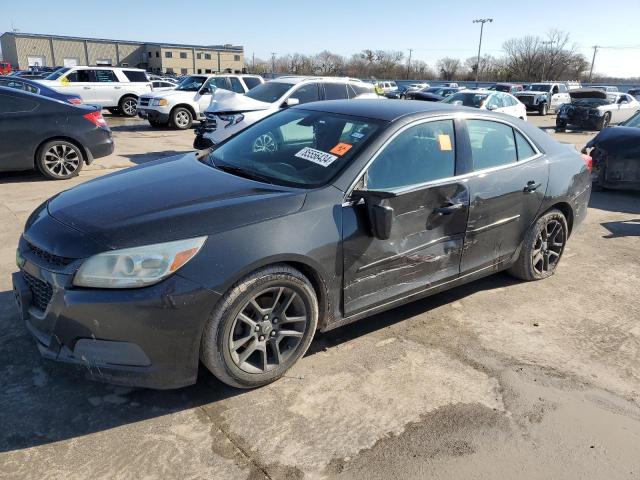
xmin=437 ymin=57 xmax=461 ymax=80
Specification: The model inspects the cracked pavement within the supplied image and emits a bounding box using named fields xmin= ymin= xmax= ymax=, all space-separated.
xmin=1 ymin=115 xmax=639 ymax=479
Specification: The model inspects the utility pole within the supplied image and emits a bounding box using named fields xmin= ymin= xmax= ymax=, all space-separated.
xmin=540 ymin=40 xmax=553 ymax=81
xmin=252 ymin=52 xmax=255 ymax=73
xmin=406 ymin=48 xmax=413 ymax=79
xmin=588 ymin=46 xmax=599 ymax=83
xmin=473 ymin=18 xmax=493 ymax=87
xmin=271 ymin=52 xmax=277 ymax=77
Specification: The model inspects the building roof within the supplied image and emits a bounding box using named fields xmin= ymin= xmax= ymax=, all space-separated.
xmin=0 ymin=31 xmax=243 ymax=52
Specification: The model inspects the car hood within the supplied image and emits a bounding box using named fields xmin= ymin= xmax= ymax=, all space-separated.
xmin=569 ymin=88 xmax=608 ymax=100
xmin=206 ymin=89 xmax=272 ymax=114
xmin=586 ymin=126 xmax=640 ymax=153
xmin=517 ymin=90 xmax=547 ymax=96
xmin=143 ymin=89 xmax=197 ymax=100
xmin=47 ymin=153 xmax=306 ymax=250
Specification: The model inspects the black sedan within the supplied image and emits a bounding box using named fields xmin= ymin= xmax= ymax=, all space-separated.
xmin=405 ymin=86 xmax=460 ymax=101
xmin=0 ymin=76 xmax=82 ymax=104
xmin=0 ymin=87 xmax=113 ymax=179
xmin=13 ymin=100 xmax=592 ymax=389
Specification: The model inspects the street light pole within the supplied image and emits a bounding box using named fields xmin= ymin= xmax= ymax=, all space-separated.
xmin=407 ymin=48 xmax=413 ymax=79
xmin=473 ymin=18 xmax=492 ymax=87
xmin=271 ymin=52 xmax=277 ymax=77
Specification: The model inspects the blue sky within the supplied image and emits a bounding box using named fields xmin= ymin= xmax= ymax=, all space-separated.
xmin=2 ymin=0 xmax=639 ymax=77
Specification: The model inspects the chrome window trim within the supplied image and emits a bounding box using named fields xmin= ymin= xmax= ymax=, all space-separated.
xmin=344 ymin=113 xmax=544 ymax=201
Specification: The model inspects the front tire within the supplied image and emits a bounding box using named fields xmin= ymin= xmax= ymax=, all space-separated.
xmin=201 ymin=265 xmax=318 ymax=389
xmin=597 ymin=112 xmax=611 ymax=131
xmin=538 ymin=103 xmax=548 ymax=116
xmin=36 ymin=140 xmax=84 ymax=180
xmin=118 ymin=96 xmax=138 ymax=117
xmin=508 ymin=209 xmax=568 ymax=281
xmin=171 ymin=107 xmax=193 ymax=130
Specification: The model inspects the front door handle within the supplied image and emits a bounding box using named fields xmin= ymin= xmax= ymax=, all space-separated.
xmin=83 ymin=86 xmax=91 ymax=89
xmin=434 ymin=202 xmax=464 ymax=215
xmin=523 ymin=181 xmax=542 ymax=193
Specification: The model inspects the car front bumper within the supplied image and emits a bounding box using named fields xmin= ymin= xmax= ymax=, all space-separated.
xmin=138 ymin=108 xmax=170 ymax=123
xmin=13 ymin=237 xmax=220 ymax=389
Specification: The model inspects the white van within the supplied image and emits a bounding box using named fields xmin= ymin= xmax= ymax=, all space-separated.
xmin=37 ymin=67 xmax=152 ymax=116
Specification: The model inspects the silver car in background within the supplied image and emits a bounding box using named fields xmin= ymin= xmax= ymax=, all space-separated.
xmin=556 ymin=89 xmax=640 ymax=131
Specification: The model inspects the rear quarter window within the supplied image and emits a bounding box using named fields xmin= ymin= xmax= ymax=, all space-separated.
xmin=243 ymin=77 xmax=262 ymax=90
xmin=0 ymin=93 xmax=39 ymax=113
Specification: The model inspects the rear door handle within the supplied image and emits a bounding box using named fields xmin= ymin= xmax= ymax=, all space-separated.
xmin=434 ymin=202 xmax=464 ymax=215
xmin=523 ymin=180 xmax=542 ymax=193
xmin=83 ymin=86 xmax=91 ymax=89
xmin=114 ymin=86 xmax=121 ymax=89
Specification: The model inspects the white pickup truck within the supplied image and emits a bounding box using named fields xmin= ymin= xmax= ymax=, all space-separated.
xmin=137 ymin=74 xmax=263 ymax=129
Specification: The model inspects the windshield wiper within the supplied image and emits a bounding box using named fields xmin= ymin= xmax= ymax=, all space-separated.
xmin=215 ymin=164 xmax=274 ymax=184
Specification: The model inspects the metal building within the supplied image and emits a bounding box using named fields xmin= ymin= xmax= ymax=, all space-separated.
xmin=0 ymin=32 xmax=245 ymax=74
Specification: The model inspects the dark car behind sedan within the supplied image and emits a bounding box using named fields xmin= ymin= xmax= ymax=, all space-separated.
xmin=584 ymin=111 xmax=640 ymax=190
xmin=0 ymin=87 xmax=113 ymax=179
xmin=405 ymin=86 xmax=459 ymax=101
xmin=0 ymin=76 xmax=82 ymax=104
xmin=13 ymin=100 xmax=591 ymax=390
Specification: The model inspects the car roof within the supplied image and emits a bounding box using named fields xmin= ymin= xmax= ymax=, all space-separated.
xmin=71 ymin=66 xmax=145 ymax=71
xmin=270 ymin=76 xmax=362 ymax=85
xmin=294 ymin=99 xmax=482 ymax=122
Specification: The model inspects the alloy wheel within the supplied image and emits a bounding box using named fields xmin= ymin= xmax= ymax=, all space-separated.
xmin=531 ymin=219 xmax=565 ymax=275
xmin=229 ymin=286 xmax=308 ymax=374
xmin=122 ymin=99 xmax=137 ymax=116
xmin=43 ymin=144 xmax=80 ymax=177
xmin=252 ymin=133 xmax=277 ymax=153
xmin=175 ymin=111 xmax=190 ymax=128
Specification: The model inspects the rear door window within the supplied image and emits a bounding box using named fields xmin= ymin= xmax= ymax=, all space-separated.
xmin=323 ymin=82 xmax=348 ymax=100
xmin=94 ymin=70 xmax=118 ymax=83
xmin=66 ymin=70 xmax=95 ymax=82
xmin=467 ymin=119 xmax=517 ymax=170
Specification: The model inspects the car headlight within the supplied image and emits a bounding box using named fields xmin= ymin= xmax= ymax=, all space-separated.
xmin=151 ymin=98 xmax=168 ymax=107
xmin=217 ymin=113 xmax=244 ymax=128
xmin=73 ymin=236 xmax=207 ymax=288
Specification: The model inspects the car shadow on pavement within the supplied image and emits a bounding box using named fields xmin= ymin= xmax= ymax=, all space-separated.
xmin=601 ymin=219 xmax=640 ymax=238
xmin=0 ymin=170 xmax=47 ymax=184
xmin=309 ymin=271 xmax=520 ymax=355
xmin=589 ymin=190 xmax=640 ymax=215
xmin=0 ymin=271 xmax=519 ymax=454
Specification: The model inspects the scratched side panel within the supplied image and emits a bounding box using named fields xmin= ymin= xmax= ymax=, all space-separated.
xmin=342 ymin=182 xmax=469 ymax=316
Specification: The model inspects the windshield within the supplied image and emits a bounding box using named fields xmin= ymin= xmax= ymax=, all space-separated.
xmin=528 ymin=84 xmax=551 ymax=92
xmin=206 ymin=109 xmax=383 ymax=188
xmin=572 ymin=98 xmax=610 ymax=106
xmin=622 ymin=111 xmax=640 ymax=128
xmin=495 ymin=84 xmax=512 ymax=92
xmin=45 ymin=67 xmax=70 ymax=80
xmin=442 ymin=92 xmax=489 ymax=108
xmin=244 ymin=82 xmax=293 ymax=103
xmin=175 ymin=76 xmax=207 ymax=91
xmin=423 ymin=87 xmax=446 ymax=95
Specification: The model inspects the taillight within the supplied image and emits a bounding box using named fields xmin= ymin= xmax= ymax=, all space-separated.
xmin=83 ymin=111 xmax=107 ymax=127
xmin=68 ymin=97 xmax=83 ymax=105
xmin=581 ymin=153 xmax=593 ymax=172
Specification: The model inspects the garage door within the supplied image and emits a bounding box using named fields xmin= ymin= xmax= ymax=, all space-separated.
xmin=27 ymin=56 xmax=46 ymax=67
xmin=63 ymin=57 xmax=80 ymax=67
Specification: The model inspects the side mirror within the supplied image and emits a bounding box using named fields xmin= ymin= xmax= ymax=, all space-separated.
xmin=199 ymin=86 xmax=212 ymax=95
xmin=486 ymin=104 xmax=497 ymax=111
xmin=283 ymin=97 xmax=300 ymax=107
xmin=351 ymin=189 xmax=396 ymax=240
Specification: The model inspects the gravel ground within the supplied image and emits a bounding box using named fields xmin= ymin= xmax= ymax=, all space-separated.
xmin=0 ymin=112 xmax=638 ymax=480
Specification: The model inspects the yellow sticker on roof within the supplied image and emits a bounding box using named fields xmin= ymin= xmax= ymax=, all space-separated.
xmin=438 ymin=134 xmax=452 ymax=151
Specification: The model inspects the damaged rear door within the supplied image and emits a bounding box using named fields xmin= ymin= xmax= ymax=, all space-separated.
xmin=342 ymin=118 xmax=469 ymax=316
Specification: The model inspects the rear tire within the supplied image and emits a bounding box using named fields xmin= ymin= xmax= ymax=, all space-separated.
xmin=201 ymin=265 xmax=318 ymax=389
xmin=118 ymin=96 xmax=138 ymax=117
xmin=36 ymin=140 xmax=84 ymax=180
xmin=508 ymin=209 xmax=568 ymax=281
xmin=171 ymin=107 xmax=193 ymax=130
xmin=107 ymin=108 xmax=120 ymax=115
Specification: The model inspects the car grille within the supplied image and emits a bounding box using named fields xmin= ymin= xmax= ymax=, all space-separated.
xmin=27 ymin=242 xmax=73 ymax=267
xmin=517 ymin=95 xmax=534 ymax=104
xmin=23 ymin=271 xmax=53 ymax=312
xmin=139 ymin=97 xmax=151 ymax=107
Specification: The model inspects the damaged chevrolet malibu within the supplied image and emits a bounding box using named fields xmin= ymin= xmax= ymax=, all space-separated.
xmin=13 ymin=100 xmax=592 ymax=389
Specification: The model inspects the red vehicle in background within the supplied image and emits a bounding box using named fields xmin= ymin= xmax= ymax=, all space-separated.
xmin=0 ymin=62 xmax=12 ymax=75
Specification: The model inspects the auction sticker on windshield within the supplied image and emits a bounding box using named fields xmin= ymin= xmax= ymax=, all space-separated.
xmin=295 ymin=147 xmax=338 ymax=167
